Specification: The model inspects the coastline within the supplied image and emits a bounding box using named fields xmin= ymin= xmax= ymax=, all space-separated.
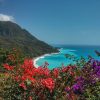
xmin=33 ymin=52 xmax=59 ymax=68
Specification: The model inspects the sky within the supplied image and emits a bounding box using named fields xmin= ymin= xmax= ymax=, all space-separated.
xmin=0 ymin=0 xmax=100 ymax=45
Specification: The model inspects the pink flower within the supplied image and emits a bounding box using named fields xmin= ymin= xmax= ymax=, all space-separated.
xmin=65 ymin=86 xmax=71 ymax=92
xmin=29 ymin=96 xmax=32 ymax=100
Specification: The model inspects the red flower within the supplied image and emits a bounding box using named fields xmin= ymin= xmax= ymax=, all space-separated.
xmin=35 ymin=67 xmax=50 ymax=77
xmin=19 ymin=82 xmax=27 ymax=90
xmin=62 ymin=66 xmax=72 ymax=72
xmin=28 ymin=76 xmax=36 ymax=83
xmin=41 ymin=78 xmax=55 ymax=92
xmin=21 ymin=59 xmax=34 ymax=70
xmin=14 ymin=76 xmax=20 ymax=82
xmin=43 ymin=67 xmax=50 ymax=76
xmin=21 ymin=75 xmax=27 ymax=81
xmin=70 ymin=71 xmax=75 ymax=76
xmin=53 ymin=68 xmax=59 ymax=78
xmin=36 ymin=67 xmax=44 ymax=75
xmin=3 ymin=63 xmax=14 ymax=71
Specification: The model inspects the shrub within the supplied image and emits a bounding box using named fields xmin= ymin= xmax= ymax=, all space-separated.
xmin=0 ymin=49 xmax=100 ymax=100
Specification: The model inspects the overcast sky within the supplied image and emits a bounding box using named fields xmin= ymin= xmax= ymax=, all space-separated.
xmin=0 ymin=0 xmax=100 ymax=45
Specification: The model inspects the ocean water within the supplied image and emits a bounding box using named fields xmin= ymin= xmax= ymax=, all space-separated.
xmin=36 ymin=45 xmax=100 ymax=69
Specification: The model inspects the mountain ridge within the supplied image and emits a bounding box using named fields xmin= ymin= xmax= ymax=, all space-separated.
xmin=0 ymin=21 xmax=58 ymax=57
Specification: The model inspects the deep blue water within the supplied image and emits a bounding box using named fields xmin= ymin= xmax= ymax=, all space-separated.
xmin=36 ymin=45 xmax=100 ymax=69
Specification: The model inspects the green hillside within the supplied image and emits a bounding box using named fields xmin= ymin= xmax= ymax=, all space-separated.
xmin=0 ymin=21 xmax=58 ymax=57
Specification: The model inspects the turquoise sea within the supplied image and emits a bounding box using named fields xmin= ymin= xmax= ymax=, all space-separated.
xmin=36 ymin=45 xmax=100 ymax=69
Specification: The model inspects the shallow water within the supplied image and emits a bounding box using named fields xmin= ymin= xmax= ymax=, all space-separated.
xmin=36 ymin=45 xmax=100 ymax=69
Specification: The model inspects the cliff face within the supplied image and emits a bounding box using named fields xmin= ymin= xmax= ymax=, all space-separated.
xmin=0 ymin=21 xmax=58 ymax=57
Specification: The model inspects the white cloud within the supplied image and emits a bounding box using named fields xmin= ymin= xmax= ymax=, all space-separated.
xmin=0 ymin=14 xmax=14 ymax=22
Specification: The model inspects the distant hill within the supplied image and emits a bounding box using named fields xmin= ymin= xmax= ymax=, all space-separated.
xmin=0 ymin=21 xmax=58 ymax=57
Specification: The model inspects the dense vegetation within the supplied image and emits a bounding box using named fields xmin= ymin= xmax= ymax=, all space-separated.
xmin=0 ymin=21 xmax=58 ymax=57
xmin=0 ymin=48 xmax=100 ymax=100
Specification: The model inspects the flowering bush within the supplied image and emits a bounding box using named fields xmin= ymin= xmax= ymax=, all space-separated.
xmin=1 ymin=58 xmax=77 ymax=99
xmin=65 ymin=59 xmax=100 ymax=99
xmin=0 ymin=49 xmax=100 ymax=100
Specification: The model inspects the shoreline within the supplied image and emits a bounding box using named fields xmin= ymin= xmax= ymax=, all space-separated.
xmin=33 ymin=52 xmax=59 ymax=68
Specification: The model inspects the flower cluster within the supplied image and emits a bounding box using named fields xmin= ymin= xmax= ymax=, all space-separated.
xmin=91 ymin=60 xmax=100 ymax=79
xmin=3 ymin=63 xmax=14 ymax=71
xmin=1 ymin=50 xmax=100 ymax=100
xmin=65 ymin=59 xmax=100 ymax=99
xmin=41 ymin=78 xmax=55 ymax=92
xmin=52 ymin=68 xmax=59 ymax=78
xmin=72 ymin=76 xmax=85 ymax=94
xmin=3 ymin=59 xmax=54 ymax=92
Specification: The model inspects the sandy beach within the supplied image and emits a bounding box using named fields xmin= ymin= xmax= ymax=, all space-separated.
xmin=33 ymin=52 xmax=59 ymax=68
